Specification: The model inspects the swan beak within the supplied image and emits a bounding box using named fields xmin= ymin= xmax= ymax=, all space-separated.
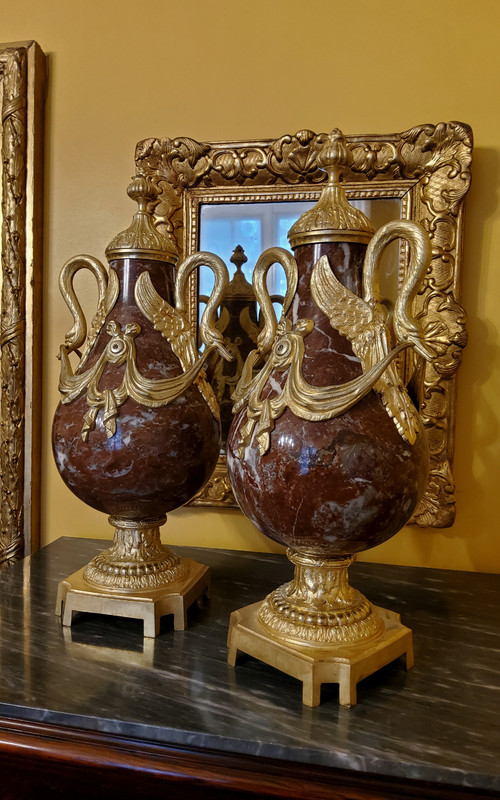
xmin=216 ymin=341 xmax=234 ymax=361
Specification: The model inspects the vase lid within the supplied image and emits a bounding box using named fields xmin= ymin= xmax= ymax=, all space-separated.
xmin=288 ymin=129 xmax=375 ymax=248
xmin=105 ymin=175 xmax=179 ymax=263
xmin=225 ymin=245 xmax=255 ymax=300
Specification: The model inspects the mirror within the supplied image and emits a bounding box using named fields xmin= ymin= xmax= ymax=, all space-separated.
xmin=197 ymin=198 xmax=402 ymax=449
xmin=134 ymin=123 xmax=472 ymax=527
xmin=199 ymin=198 xmax=402 ymax=299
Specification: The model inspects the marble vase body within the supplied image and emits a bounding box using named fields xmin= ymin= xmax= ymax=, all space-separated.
xmin=52 ymin=255 xmax=220 ymax=522
xmin=226 ymin=238 xmax=429 ymax=557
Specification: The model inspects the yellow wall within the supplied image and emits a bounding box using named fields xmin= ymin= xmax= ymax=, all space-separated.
xmin=2 ymin=0 xmax=499 ymax=572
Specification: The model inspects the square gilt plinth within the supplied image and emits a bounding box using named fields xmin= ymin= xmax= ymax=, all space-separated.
xmin=56 ymin=559 xmax=210 ymax=637
xmin=227 ymin=602 xmax=413 ymax=707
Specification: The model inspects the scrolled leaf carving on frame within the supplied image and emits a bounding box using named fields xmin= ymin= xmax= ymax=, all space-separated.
xmin=135 ymin=122 xmax=472 ymax=527
xmin=1 ymin=46 xmax=27 ymax=566
xmin=0 ymin=42 xmax=46 ymax=566
xmin=189 ymin=456 xmax=234 ymax=508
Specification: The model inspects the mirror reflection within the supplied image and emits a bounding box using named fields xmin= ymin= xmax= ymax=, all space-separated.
xmin=198 ymin=198 xmax=402 ymax=448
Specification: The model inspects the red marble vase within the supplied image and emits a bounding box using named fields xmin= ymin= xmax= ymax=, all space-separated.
xmin=52 ymin=254 xmax=220 ymax=521
xmin=227 ymin=236 xmax=430 ymax=558
xmin=52 ymin=176 xmax=229 ymax=607
xmin=226 ymin=130 xmax=431 ymax=649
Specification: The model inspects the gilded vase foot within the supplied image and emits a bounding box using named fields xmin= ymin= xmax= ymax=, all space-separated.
xmin=228 ymin=601 xmax=413 ymax=707
xmin=55 ymin=516 xmax=210 ymax=637
xmin=56 ymin=560 xmax=210 ymax=637
xmin=257 ymin=550 xmax=384 ymax=647
xmin=82 ymin=516 xmax=188 ymax=592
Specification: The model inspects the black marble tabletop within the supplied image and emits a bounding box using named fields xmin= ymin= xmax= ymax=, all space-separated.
xmin=0 ymin=537 xmax=499 ymax=792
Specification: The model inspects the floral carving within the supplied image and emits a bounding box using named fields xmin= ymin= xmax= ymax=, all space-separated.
xmin=0 ymin=42 xmax=45 ymax=567
xmin=189 ymin=458 xmax=234 ymax=507
xmin=0 ymin=47 xmax=28 ymax=566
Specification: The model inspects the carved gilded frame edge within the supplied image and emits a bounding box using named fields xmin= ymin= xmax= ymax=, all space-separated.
xmin=134 ymin=122 xmax=472 ymax=527
xmin=0 ymin=41 xmax=46 ymax=565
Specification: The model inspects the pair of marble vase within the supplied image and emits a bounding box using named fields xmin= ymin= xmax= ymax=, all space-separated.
xmin=53 ymin=158 xmax=430 ymax=660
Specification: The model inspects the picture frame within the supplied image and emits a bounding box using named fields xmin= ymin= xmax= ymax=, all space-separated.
xmin=0 ymin=41 xmax=46 ymax=565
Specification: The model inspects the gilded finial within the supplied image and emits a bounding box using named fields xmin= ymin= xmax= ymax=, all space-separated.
xmin=126 ymin=174 xmax=156 ymax=210
xmin=288 ymin=129 xmax=374 ymax=248
xmin=230 ymin=244 xmax=248 ymax=272
xmin=317 ymin=127 xmax=351 ymax=184
xmin=226 ymin=245 xmax=254 ymax=300
xmin=105 ymin=175 xmax=179 ymax=263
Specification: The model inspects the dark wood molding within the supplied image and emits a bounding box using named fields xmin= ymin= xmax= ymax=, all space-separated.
xmin=0 ymin=717 xmax=497 ymax=800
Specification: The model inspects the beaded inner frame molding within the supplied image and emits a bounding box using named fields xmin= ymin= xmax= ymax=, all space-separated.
xmin=0 ymin=41 xmax=46 ymax=566
xmin=134 ymin=122 xmax=472 ymax=527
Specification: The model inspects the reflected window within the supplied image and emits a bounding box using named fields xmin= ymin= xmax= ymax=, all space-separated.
xmin=198 ymin=198 xmax=401 ymax=302
xmin=199 ymin=201 xmax=315 ymax=299
xmin=195 ymin=196 xmax=404 ymax=453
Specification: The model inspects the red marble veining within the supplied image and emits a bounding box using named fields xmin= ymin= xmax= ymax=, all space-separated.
xmin=52 ymin=258 xmax=220 ymax=519
xmin=226 ymin=242 xmax=429 ymax=556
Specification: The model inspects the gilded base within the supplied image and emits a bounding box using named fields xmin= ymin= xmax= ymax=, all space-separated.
xmin=55 ymin=559 xmax=210 ymax=637
xmin=257 ymin=551 xmax=384 ymax=646
xmin=82 ymin=516 xmax=189 ymax=592
xmin=228 ymin=601 xmax=413 ymax=707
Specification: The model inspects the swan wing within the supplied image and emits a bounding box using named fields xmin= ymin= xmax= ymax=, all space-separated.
xmin=311 ymin=255 xmax=373 ymax=342
xmin=135 ymin=271 xmax=197 ymax=368
xmin=374 ymin=353 xmax=421 ymax=444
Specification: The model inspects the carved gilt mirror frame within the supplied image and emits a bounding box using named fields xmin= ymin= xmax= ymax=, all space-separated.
xmin=0 ymin=42 xmax=46 ymax=566
xmin=134 ymin=122 xmax=472 ymax=528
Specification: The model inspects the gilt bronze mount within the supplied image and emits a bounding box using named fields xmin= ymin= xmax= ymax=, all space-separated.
xmin=55 ymin=516 xmax=210 ymax=637
xmin=228 ymin=604 xmax=413 ymax=708
xmin=227 ymin=553 xmax=412 ymax=707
